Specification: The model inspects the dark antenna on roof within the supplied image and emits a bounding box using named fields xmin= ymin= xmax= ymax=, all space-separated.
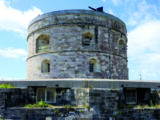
xmin=88 ymin=6 xmax=103 ymax=12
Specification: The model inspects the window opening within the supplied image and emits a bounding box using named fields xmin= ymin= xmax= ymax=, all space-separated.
xmin=37 ymin=88 xmax=45 ymax=101
xmin=84 ymin=37 xmax=91 ymax=45
xmin=119 ymin=40 xmax=126 ymax=52
xmin=37 ymin=88 xmax=56 ymax=103
xmin=47 ymin=89 xmax=55 ymax=102
xmin=41 ymin=60 xmax=50 ymax=73
xmin=125 ymin=88 xmax=137 ymax=104
xmin=36 ymin=34 xmax=50 ymax=53
xmin=89 ymin=59 xmax=100 ymax=73
xmin=89 ymin=63 xmax=94 ymax=72
xmin=82 ymin=32 xmax=93 ymax=46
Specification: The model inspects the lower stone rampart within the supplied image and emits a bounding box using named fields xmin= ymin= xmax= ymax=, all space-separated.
xmin=0 ymin=87 xmax=160 ymax=119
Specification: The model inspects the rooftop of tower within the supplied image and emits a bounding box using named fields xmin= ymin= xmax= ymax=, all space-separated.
xmin=28 ymin=9 xmax=126 ymax=28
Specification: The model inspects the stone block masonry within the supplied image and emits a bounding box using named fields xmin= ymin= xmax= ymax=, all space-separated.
xmin=1 ymin=87 xmax=160 ymax=119
xmin=27 ymin=10 xmax=128 ymax=80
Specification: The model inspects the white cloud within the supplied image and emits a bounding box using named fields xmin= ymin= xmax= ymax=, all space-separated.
xmin=0 ymin=48 xmax=27 ymax=60
xmin=128 ymin=20 xmax=160 ymax=80
xmin=0 ymin=0 xmax=42 ymax=34
xmin=126 ymin=0 xmax=160 ymax=26
xmin=102 ymin=0 xmax=106 ymax=2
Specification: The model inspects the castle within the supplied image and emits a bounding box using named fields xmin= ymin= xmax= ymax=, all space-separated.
xmin=27 ymin=9 xmax=128 ymax=80
xmin=0 ymin=9 xmax=160 ymax=120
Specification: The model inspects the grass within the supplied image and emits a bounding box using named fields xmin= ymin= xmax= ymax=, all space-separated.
xmin=0 ymin=83 xmax=15 ymax=89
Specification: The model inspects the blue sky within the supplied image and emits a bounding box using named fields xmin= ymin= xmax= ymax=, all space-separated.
xmin=0 ymin=0 xmax=160 ymax=80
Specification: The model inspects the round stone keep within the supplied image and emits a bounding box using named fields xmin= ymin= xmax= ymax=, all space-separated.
xmin=27 ymin=9 xmax=128 ymax=80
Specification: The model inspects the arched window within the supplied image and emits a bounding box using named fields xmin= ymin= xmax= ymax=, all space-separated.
xmin=41 ymin=60 xmax=50 ymax=73
xmin=119 ymin=39 xmax=126 ymax=52
xmin=89 ymin=59 xmax=100 ymax=73
xmin=82 ymin=32 xmax=93 ymax=46
xmin=36 ymin=34 xmax=50 ymax=53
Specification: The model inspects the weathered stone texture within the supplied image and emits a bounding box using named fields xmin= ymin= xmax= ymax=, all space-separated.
xmin=27 ymin=10 xmax=128 ymax=80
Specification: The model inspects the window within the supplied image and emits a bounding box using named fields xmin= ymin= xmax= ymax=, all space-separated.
xmin=83 ymin=37 xmax=91 ymax=45
xmin=89 ymin=59 xmax=100 ymax=73
xmin=125 ymin=88 xmax=137 ymax=104
xmin=82 ymin=32 xmax=93 ymax=46
xmin=37 ymin=88 xmax=45 ymax=101
xmin=89 ymin=63 xmax=94 ymax=72
xmin=41 ymin=60 xmax=50 ymax=73
xmin=47 ymin=89 xmax=55 ymax=102
xmin=37 ymin=88 xmax=56 ymax=103
xmin=119 ymin=39 xmax=126 ymax=52
xmin=36 ymin=34 xmax=50 ymax=53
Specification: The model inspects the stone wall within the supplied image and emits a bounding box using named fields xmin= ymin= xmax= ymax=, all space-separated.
xmin=0 ymin=88 xmax=35 ymax=115
xmin=1 ymin=88 xmax=160 ymax=119
xmin=27 ymin=10 xmax=128 ymax=80
xmin=1 ymin=107 xmax=160 ymax=120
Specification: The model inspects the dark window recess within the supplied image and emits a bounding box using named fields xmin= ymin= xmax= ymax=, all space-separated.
xmin=89 ymin=63 xmax=94 ymax=72
xmin=95 ymin=26 xmax=98 ymax=44
xmin=125 ymin=88 xmax=137 ymax=104
xmin=83 ymin=37 xmax=91 ymax=45
xmin=121 ymin=46 xmax=126 ymax=51
xmin=47 ymin=63 xmax=50 ymax=72
xmin=119 ymin=40 xmax=126 ymax=52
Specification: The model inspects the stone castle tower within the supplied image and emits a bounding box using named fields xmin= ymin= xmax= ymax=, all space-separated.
xmin=27 ymin=9 xmax=128 ymax=80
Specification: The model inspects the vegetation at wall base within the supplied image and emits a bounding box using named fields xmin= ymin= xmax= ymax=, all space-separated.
xmin=0 ymin=83 xmax=15 ymax=89
xmin=25 ymin=99 xmax=51 ymax=108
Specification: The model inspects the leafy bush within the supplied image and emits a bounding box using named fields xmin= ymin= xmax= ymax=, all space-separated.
xmin=0 ymin=83 xmax=15 ymax=88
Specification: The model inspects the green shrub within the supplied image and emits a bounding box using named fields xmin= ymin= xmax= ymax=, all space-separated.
xmin=155 ymin=104 xmax=160 ymax=108
xmin=143 ymin=104 xmax=149 ymax=108
xmin=135 ymin=105 xmax=142 ymax=108
xmin=150 ymin=100 xmax=154 ymax=109
xmin=84 ymin=105 xmax=90 ymax=109
xmin=25 ymin=99 xmax=50 ymax=108
xmin=38 ymin=99 xmax=49 ymax=107
xmin=0 ymin=83 xmax=15 ymax=89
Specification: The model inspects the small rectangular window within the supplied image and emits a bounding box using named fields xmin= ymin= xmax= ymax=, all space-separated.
xmin=47 ymin=63 xmax=50 ymax=72
xmin=89 ymin=63 xmax=94 ymax=72
xmin=83 ymin=37 xmax=90 ymax=45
